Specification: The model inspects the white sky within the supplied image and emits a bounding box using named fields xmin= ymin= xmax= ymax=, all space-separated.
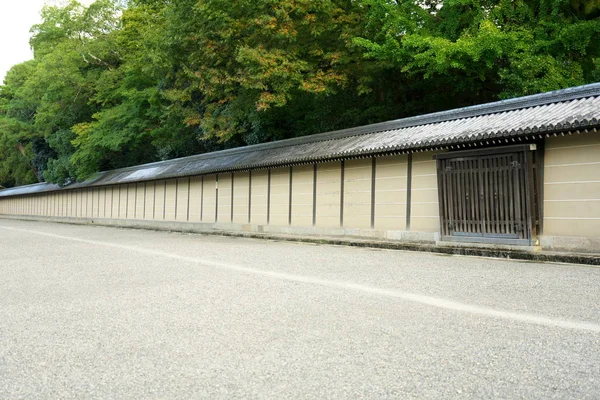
xmin=0 ymin=0 xmax=95 ymax=84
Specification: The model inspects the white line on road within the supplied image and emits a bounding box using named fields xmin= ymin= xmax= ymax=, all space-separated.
xmin=3 ymin=224 xmax=600 ymax=333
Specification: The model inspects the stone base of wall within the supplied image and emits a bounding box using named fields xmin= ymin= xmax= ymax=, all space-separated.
xmin=0 ymin=214 xmax=439 ymax=243
xmin=540 ymin=235 xmax=600 ymax=254
xmin=436 ymin=240 xmax=540 ymax=253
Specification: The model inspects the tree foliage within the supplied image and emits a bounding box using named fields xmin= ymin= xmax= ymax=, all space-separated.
xmin=0 ymin=0 xmax=598 ymax=187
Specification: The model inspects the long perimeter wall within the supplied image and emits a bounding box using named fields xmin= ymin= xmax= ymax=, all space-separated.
xmin=0 ymin=154 xmax=440 ymax=242
xmin=3 ymin=133 xmax=600 ymax=253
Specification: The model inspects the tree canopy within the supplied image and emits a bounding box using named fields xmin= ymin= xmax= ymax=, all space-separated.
xmin=1 ymin=0 xmax=598 ymax=187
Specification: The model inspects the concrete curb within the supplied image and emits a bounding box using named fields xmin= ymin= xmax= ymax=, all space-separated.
xmin=196 ymin=231 xmax=600 ymax=266
xmin=3 ymin=215 xmax=600 ymax=266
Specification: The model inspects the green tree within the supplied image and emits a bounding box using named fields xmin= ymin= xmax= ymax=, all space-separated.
xmin=354 ymin=0 xmax=600 ymax=103
xmin=1 ymin=0 xmax=599 ymax=188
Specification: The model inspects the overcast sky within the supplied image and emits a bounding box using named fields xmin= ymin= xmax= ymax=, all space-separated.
xmin=0 ymin=0 xmax=95 ymax=84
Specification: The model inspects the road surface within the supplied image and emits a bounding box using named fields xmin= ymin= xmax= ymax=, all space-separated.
xmin=1 ymin=219 xmax=599 ymax=399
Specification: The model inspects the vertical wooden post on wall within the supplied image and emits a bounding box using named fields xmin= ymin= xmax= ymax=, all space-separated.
xmin=187 ymin=177 xmax=191 ymax=222
xmin=200 ymin=176 xmax=204 ymax=221
xmin=312 ymin=164 xmax=317 ymax=226
xmin=525 ymin=150 xmax=536 ymax=242
xmin=288 ymin=166 xmax=293 ymax=225
xmin=215 ymin=175 xmax=219 ymax=222
xmin=174 ymin=179 xmax=179 ymax=220
xmin=340 ymin=160 xmax=345 ymax=227
xmin=143 ymin=182 xmax=147 ymax=220
xmin=152 ymin=182 xmax=157 ymax=220
xmin=231 ymin=172 xmax=234 ymax=222
xmin=536 ymin=141 xmax=545 ymax=236
xmin=126 ymin=185 xmax=130 ymax=219
xmin=163 ymin=181 xmax=167 ymax=220
xmin=118 ymin=185 xmax=123 ymax=218
xmin=371 ymin=158 xmax=376 ymax=229
xmin=267 ymin=169 xmax=271 ymax=224
xmin=248 ymin=171 xmax=252 ymax=223
xmin=436 ymin=158 xmax=445 ymax=236
xmin=406 ymin=153 xmax=413 ymax=231
xmin=133 ymin=184 xmax=138 ymax=219
xmin=90 ymin=188 xmax=94 ymax=219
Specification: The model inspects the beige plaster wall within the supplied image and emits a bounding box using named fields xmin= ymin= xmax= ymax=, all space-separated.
xmin=544 ymin=133 xmax=600 ymax=237
xmin=315 ymin=161 xmax=342 ymax=228
xmin=269 ymin=167 xmax=290 ymax=226
xmin=143 ymin=182 xmax=156 ymax=220
xmin=124 ymin=184 xmax=134 ymax=219
xmin=217 ymin=173 xmax=233 ymax=223
xmin=233 ymin=172 xmax=250 ymax=224
xmin=202 ymin=175 xmax=217 ymax=223
xmin=251 ymin=170 xmax=269 ymax=225
xmin=188 ymin=177 xmax=203 ymax=223
xmin=290 ymin=165 xmax=314 ymax=227
xmin=374 ymin=155 xmax=407 ymax=231
xmin=133 ymin=183 xmax=144 ymax=220
xmin=163 ymin=179 xmax=176 ymax=221
xmin=410 ymin=152 xmax=440 ymax=232
xmin=154 ymin=181 xmax=166 ymax=220
xmin=343 ymin=159 xmax=372 ymax=229
xmin=175 ymin=178 xmax=190 ymax=221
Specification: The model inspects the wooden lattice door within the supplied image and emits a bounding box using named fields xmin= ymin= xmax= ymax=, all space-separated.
xmin=436 ymin=145 xmax=537 ymax=245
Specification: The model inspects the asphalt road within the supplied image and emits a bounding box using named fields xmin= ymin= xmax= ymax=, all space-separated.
xmin=0 ymin=219 xmax=599 ymax=399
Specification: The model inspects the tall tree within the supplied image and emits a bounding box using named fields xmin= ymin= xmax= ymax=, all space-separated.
xmin=354 ymin=0 xmax=600 ymax=104
xmin=1 ymin=0 xmax=598 ymax=187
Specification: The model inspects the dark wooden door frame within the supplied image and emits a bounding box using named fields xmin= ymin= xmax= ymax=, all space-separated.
xmin=434 ymin=144 xmax=539 ymax=245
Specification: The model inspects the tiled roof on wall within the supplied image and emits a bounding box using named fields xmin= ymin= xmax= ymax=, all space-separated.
xmin=2 ymin=83 xmax=600 ymax=198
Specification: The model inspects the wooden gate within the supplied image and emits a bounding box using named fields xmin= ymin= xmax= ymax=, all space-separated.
xmin=435 ymin=145 xmax=537 ymax=245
